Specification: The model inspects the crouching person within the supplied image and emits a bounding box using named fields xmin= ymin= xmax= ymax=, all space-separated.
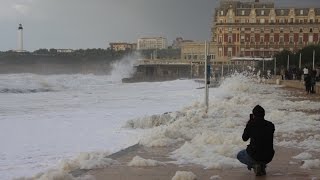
xmin=237 ymin=105 xmax=275 ymax=176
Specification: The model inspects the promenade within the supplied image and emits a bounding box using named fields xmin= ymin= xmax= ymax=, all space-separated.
xmin=75 ymin=81 xmax=320 ymax=180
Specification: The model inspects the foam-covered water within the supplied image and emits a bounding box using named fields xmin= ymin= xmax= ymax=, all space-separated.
xmin=0 ymin=73 xmax=201 ymax=179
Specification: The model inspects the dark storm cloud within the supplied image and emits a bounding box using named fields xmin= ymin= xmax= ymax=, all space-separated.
xmin=0 ymin=0 xmax=319 ymax=51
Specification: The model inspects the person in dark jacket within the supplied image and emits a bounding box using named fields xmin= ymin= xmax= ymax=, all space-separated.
xmin=237 ymin=105 xmax=275 ymax=176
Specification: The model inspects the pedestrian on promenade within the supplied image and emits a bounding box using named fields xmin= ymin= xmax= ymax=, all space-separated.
xmin=305 ymin=74 xmax=312 ymax=94
xmin=237 ymin=105 xmax=275 ymax=176
xmin=311 ymin=70 xmax=317 ymax=93
xmin=280 ymin=68 xmax=285 ymax=80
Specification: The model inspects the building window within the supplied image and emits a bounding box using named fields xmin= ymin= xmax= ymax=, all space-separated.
xmin=240 ymin=48 xmax=245 ymax=56
xmin=289 ymin=36 xmax=294 ymax=43
xmin=218 ymin=36 xmax=222 ymax=43
xmin=309 ymin=35 xmax=313 ymax=42
xmin=280 ymin=18 xmax=284 ymax=23
xmin=280 ymin=28 xmax=284 ymax=33
xmin=300 ymin=28 xmax=303 ymax=33
xmin=280 ymin=36 xmax=284 ymax=43
xmin=271 ymin=28 xmax=274 ymax=33
xmin=218 ymin=48 xmax=223 ymax=57
xmin=227 ymin=47 xmax=232 ymax=57
xmin=228 ymin=36 xmax=232 ymax=43
xmin=241 ymin=35 xmax=245 ymax=42
xmin=299 ymin=36 xmax=303 ymax=43
xmin=250 ymin=36 xmax=255 ymax=43
xmin=261 ymin=28 xmax=264 ymax=33
xmin=260 ymin=36 xmax=264 ymax=42
xmin=270 ymin=36 xmax=274 ymax=42
xmin=310 ymin=28 xmax=313 ymax=33
xmin=300 ymin=10 xmax=303 ymax=15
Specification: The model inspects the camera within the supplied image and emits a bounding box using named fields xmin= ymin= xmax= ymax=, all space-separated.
xmin=250 ymin=114 xmax=254 ymax=120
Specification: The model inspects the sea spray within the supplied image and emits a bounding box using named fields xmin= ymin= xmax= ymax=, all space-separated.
xmin=108 ymin=53 xmax=140 ymax=82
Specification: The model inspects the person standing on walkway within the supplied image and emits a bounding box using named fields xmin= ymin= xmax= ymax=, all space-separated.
xmin=305 ymin=74 xmax=312 ymax=94
xmin=237 ymin=105 xmax=275 ymax=176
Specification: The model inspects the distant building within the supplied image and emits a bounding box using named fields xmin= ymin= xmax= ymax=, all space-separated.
xmin=137 ymin=37 xmax=168 ymax=50
xmin=181 ymin=0 xmax=320 ymax=64
xmin=172 ymin=37 xmax=193 ymax=49
xmin=56 ymin=49 xmax=74 ymax=53
xmin=109 ymin=42 xmax=137 ymax=51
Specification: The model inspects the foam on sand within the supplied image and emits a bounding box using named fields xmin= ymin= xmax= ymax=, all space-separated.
xmin=292 ymin=152 xmax=313 ymax=160
xmin=128 ymin=156 xmax=165 ymax=167
xmin=171 ymin=171 xmax=197 ymax=180
xmin=16 ymin=151 xmax=117 ymax=180
xmin=301 ymin=159 xmax=320 ymax=169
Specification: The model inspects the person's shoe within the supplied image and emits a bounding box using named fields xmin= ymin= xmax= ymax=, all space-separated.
xmin=253 ymin=164 xmax=264 ymax=176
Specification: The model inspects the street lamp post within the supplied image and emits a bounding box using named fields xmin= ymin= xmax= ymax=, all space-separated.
xmin=287 ymin=54 xmax=290 ymax=71
xmin=313 ymin=49 xmax=315 ymax=70
xmin=299 ymin=52 xmax=302 ymax=69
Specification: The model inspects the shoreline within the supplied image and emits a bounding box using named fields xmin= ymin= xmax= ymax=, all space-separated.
xmin=76 ymin=80 xmax=320 ymax=180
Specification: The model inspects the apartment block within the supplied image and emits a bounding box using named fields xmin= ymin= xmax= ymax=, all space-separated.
xmin=137 ymin=37 xmax=168 ymax=50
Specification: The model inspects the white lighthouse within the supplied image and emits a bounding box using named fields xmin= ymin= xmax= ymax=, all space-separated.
xmin=17 ymin=24 xmax=24 ymax=52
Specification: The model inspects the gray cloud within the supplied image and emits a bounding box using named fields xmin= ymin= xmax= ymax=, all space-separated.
xmin=0 ymin=0 xmax=319 ymax=51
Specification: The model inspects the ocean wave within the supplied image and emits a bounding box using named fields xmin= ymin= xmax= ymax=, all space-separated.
xmin=0 ymin=88 xmax=54 ymax=94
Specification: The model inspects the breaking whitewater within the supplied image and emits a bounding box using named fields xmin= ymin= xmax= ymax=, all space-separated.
xmin=1 ymin=66 xmax=320 ymax=179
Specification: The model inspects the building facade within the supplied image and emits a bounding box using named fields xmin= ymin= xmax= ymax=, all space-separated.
xmin=109 ymin=42 xmax=137 ymax=52
xmin=137 ymin=37 xmax=168 ymax=50
xmin=181 ymin=0 xmax=320 ymax=64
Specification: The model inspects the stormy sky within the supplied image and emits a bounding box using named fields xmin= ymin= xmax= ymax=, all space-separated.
xmin=0 ymin=0 xmax=319 ymax=51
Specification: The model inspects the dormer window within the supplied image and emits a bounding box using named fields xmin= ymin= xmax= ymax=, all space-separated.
xmin=281 ymin=10 xmax=284 ymax=15
xmin=221 ymin=11 xmax=224 ymax=16
xmin=300 ymin=10 xmax=304 ymax=15
xmin=242 ymin=10 xmax=245 ymax=15
xmin=261 ymin=10 xmax=265 ymax=15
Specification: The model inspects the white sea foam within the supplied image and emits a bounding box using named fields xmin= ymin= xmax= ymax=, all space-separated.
xmin=171 ymin=171 xmax=197 ymax=180
xmin=136 ymin=74 xmax=320 ymax=169
xmin=15 ymin=151 xmax=117 ymax=180
xmin=301 ymin=159 xmax=320 ymax=169
xmin=293 ymin=152 xmax=313 ymax=160
xmin=127 ymin=156 xmax=165 ymax=167
xmin=108 ymin=53 xmax=139 ymax=82
xmin=1 ymin=73 xmax=201 ymax=180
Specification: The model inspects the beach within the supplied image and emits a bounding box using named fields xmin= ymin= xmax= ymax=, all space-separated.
xmin=79 ymin=83 xmax=320 ymax=180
